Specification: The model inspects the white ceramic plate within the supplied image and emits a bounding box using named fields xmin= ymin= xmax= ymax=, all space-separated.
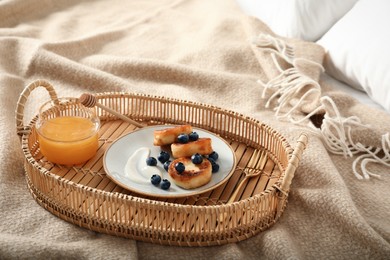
xmin=103 ymin=125 xmax=237 ymax=198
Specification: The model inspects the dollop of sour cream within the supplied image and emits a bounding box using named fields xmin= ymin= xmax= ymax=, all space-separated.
xmin=124 ymin=147 xmax=163 ymax=184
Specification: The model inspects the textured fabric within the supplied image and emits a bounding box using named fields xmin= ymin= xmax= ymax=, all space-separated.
xmin=0 ymin=0 xmax=389 ymax=259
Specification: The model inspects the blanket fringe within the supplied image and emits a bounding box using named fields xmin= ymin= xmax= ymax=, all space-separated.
xmin=254 ymin=33 xmax=389 ymax=180
xmin=352 ymin=133 xmax=390 ymax=179
xmin=257 ymin=59 xmax=323 ymax=124
xmin=252 ymin=34 xmax=294 ymax=63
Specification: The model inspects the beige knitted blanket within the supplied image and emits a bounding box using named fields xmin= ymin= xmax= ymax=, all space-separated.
xmin=1 ymin=0 xmax=389 ymax=259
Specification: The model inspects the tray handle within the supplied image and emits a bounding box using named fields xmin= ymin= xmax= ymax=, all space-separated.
xmin=279 ymin=133 xmax=308 ymax=194
xmin=15 ymin=79 xmax=58 ymax=138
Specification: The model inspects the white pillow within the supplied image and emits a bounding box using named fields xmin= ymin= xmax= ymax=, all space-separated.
xmin=318 ymin=0 xmax=390 ymax=112
xmin=235 ymin=0 xmax=358 ymax=41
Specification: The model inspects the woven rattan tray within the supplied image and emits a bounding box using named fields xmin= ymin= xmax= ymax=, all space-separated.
xmin=16 ymin=80 xmax=307 ymax=246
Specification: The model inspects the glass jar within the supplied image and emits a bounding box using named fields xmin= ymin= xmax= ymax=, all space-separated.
xmin=35 ymin=97 xmax=100 ymax=165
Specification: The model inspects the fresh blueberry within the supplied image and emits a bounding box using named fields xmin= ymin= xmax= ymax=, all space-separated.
xmin=177 ymin=134 xmax=189 ymax=143
xmin=211 ymin=163 xmax=220 ymax=173
xmin=150 ymin=174 xmax=161 ymax=185
xmin=207 ymin=157 xmax=216 ymax=165
xmin=188 ymin=132 xmax=199 ymax=141
xmin=207 ymin=157 xmax=219 ymax=173
xmin=175 ymin=162 xmax=185 ymax=174
xmin=146 ymin=157 xmax=157 ymax=166
xmin=208 ymin=151 xmax=219 ymax=161
xmin=163 ymin=160 xmax=172 ymax=171
xmin=160 ymin=179 xmax=171 ymax=190
xmin=191 ymin=153 xmax=203 ymax=164
xmin=157 ymin=151 xmax=170 ymax=163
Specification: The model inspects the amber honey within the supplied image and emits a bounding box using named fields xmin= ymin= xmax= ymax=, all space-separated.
xmin=36 ymin=98 xmax=100 ymax=165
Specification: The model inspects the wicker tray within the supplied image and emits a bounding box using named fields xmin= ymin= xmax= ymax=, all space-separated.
xmin=16 ymin=80 xmax=307 ymax=246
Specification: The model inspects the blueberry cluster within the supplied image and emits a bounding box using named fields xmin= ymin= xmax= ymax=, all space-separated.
xmin=146 ymin=131 xmax=221 ymax=190
xmin=146 ymin=151 xmax=172 ymax=190
xmin=178 ymin=131 xmax=199 ymax=143
xmin=157 ymin=150 xmax=172 ymax=172
xmin=207 ymin=151 xmax=220 ymax=173
xmin=150 ymin=174 xmax=171 ymax=190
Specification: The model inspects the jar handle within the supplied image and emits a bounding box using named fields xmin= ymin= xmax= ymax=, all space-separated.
xmin=15 ymin=79 xmax=58 ymax=139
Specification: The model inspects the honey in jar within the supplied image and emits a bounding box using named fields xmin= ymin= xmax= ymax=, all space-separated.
xmin=36 ymin=98 xmax=100 ymax=165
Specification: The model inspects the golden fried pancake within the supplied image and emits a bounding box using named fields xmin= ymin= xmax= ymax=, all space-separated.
xmin=168 ymin=157 xmax=212 ymax=189
xmin=153 ymin=125 xmax=192 ymax=146
xmin=171 ymin=138 xmax=212 ymax=158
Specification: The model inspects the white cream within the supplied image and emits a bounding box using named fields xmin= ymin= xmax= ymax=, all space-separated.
xmin=140 ymin=165 xmax=163 ymax=179
xmin=124 ymin=147 xmax=163 ymax=184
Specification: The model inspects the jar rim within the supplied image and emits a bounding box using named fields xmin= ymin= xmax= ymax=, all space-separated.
xmin=36 ymin=97 xmax=100 ymax=142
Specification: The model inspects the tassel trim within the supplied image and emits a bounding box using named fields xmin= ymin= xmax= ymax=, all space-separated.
xmin=254 ymin=33 xmax=389 ymax=179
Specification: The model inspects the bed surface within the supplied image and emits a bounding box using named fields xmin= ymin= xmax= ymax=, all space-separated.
xmin=323 ymin=74 xmax=386 ymax=111
xmin=1 ymin=0 xmax=389 ymax=259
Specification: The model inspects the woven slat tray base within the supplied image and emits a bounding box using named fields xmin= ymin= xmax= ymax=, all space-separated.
xmin=17 ymin=80 xmax=307 ymax=246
